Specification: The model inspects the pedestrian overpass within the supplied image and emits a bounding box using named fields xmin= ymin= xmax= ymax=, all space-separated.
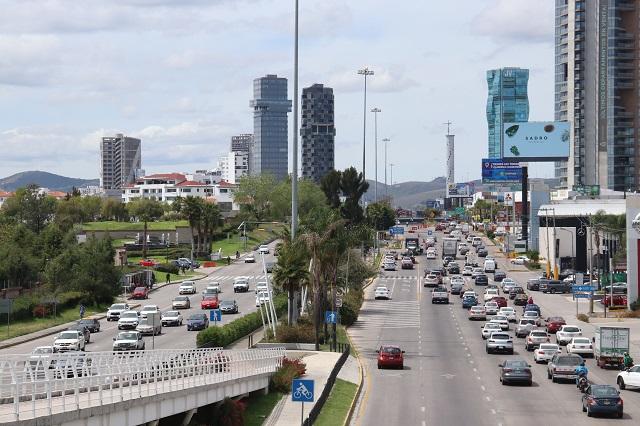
xmin=0 ymin=347 xmax=284 ymax=426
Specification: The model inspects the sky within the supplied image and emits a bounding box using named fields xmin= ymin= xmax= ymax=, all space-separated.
xmin=0 ymin=0 xmax=555 ymax=183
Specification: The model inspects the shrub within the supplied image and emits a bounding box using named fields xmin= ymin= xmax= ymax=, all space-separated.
xmin=154 ymin=262 xmax=179 ymax=274
xmin=486 ymin=231 xmax=495 ymax=240
xmin=32 ymin=304 xmax=50 ymax=317
xmin=631 ymin=299 xmax=640 ymax=312
xmin=270 ymin=357 xmax=307 ymax=393
xmin=577 ymin=313 xmax=590 ymax=323
xmin=340 ymin=289 xmax=363 ymax=326
xmin=273 ymin=323 xmax=316 ymax=343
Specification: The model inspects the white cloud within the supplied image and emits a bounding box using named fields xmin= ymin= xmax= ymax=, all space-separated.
xmin=327 ymin=66 xmax=419 ymax=93
xmin=471 ymin=0 xmax=553 ymax=45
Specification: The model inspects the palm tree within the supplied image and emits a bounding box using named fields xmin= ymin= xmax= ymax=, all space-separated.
xmin=201 ymin=203 xmax=222 ymax=256
xmin=178 ymin=197 xmax=204 ymax=259
xmin=127 ymin=198 xmax=164 ymax=259
xmin=272 ymin=240 xmax=308 ymax=325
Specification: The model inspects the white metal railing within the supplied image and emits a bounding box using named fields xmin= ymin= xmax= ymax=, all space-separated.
xmin=0 ymin=347 xmax=284 ymax=422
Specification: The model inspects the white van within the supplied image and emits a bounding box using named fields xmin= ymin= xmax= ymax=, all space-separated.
xmin=472 ymin=237 xmax=482 ymax=247
xmin=483 ymin=259 xmax=496 ymax=273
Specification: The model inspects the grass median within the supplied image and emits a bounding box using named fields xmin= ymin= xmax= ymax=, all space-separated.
xmin=243 ymin=391 xmax=284 ymax=426
xmin=314 ymin=379 xmax=358 ymax=426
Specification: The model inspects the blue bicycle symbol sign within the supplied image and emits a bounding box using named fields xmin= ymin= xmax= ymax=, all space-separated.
xmin=292 ymin=379 xmax=314 ymax=402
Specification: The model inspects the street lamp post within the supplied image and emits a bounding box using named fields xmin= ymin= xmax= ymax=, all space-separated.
xmin=390 ymin=163 xmax=394 ymax=189
xmin=382 ymin=138 xmax=390 ymax=199
xmin=291 ymin=0 xmax=300 ymax=239
xmin=357 ymin=67 xmax=374 ymax=181
xmin=371 ymin=107 xmax=381 ymax=202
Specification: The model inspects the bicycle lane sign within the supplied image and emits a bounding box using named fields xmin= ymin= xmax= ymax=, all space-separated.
xmin=292 ymin=379 xmax=314 ymax=402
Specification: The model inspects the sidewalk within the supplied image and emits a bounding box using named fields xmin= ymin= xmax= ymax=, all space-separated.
xmin=264 ymin=351 xmax=360 ymax=426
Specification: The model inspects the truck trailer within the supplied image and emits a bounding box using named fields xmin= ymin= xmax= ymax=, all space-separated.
xmin=594 ymin=326 xmax=630 ymax=369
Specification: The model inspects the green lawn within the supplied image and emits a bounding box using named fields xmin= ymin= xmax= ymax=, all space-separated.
xmin=152 ymin=269 xmax=200 ymax=285
xmin=0 ymin=304 xmax=110 ymax=342
xmin=243 ymin=392 xmax=284 ymax=426
xmin=212 ymin=226 xmax=283 ymax=257
xmin=83 ymin=220 xmax=189 ymax=232
xmin=314 ymin=379 xmax=358 ymax=426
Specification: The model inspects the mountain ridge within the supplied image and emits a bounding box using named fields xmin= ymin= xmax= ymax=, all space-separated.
xmin=0 ymin=171 xmax=99 ymax=192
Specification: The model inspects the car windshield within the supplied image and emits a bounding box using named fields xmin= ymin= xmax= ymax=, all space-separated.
xmin=492 ymin=334 xmax=509 ymax=340
xmin=524 ymin=312 xmax=538 ymax=317
xmin=164 ymin=311 xmax=179 ymax=317
xmin=548 ymin=317 xmax=564 ymax=322
xmin=540 ymin=344 xmax=558 ymax=350
xmin=32 ymin=347 xmax=53 ymax=354
xmin=486 ymin=303 xmax=498 ymax=307
xmin=573 ymin=338 xmax=590 ymax=344
xmin=118 ymin=332 xmax=137 ymax=340
xmin=563 ymin=327 xmax=580 ymax=332
xmin=486 ymin=324 xmax=500 ymax=329
xmin=203 ymin=296 xmax=217 ymax=300
xmin=175 ymin=296 xmax=188 ymax=301
xmin=134 ymin=287 xmax=146 ymax=292
xmin=505 ymin=360 xmax=528 ymax=368
xmin=110 ymin=304 xmax=125 ymax=310
xmin=221 ymin=301 xmax=235 ymax=306
xmin=557 ymin=356 xmax=582 ymax=365
xmin=142 ymin=306 xmax=157 ymax=311
xmin=138 ymin=318 xmax=150 ymax=325
xmin=121 ymin=312 xmax=138 ymax=318
xmin=531 ymin=332 xmax=547 ymax=337
xmin=591 ymin=386 xmax=619 ymax=397
xmin=382 ymin=347 xmax=401 ymax=354
xmin=520 ymin=319 xmax=535 ymax=325
xmin=188 ymin=314 xmax=204 ymax=320
xmin=58 ymin=332 xmax=78 ymax=339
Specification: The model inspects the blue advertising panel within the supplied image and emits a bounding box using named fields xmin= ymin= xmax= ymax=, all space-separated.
xmin=482 ymin=159 xmax=523 ymax=184
xmin=502 ymin=121 xmax=570 ymax=161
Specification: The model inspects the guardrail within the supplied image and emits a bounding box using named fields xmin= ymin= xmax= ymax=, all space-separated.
xmin=0 ymin=347 xmax=284 ymax=422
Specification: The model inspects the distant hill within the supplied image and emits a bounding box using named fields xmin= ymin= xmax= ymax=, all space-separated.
xmin=0 ymin=171 xmax=99 ymax=192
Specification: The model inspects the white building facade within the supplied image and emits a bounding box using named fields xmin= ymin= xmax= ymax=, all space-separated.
xmin=218 ymin=152 xmax=249 ymax=184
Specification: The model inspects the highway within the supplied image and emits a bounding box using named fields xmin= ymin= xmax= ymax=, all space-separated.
xmin=2 ymin=244 xmax=278 ymax=355
xmin=351 ymin=228 xmax=640 ymax=425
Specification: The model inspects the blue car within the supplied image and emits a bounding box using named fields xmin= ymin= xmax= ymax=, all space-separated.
xmin=523 ymin=304 xmax=541 ymax=315
xmin=462 ymin=296 xmax=478 ymax=309
xmin=581 ymin=385 xmax=623 ymax=418
xmin=186 ymin=313 xmax=209 ymax=331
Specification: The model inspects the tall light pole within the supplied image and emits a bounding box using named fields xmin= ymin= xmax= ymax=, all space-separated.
xmin=371 ymin=107 xmax=381 ymax=202
xmin=291 ymin=0 xmax=300 ymax=239
xmin=382 ymin=138 xmax=390 ymax=198
xmin=390 ymin=163 xmax=394 ymax=188
xmin=357 ymin=67 xmax=374 ymax=182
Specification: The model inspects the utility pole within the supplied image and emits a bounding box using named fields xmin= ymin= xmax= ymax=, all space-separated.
xmin=383 ymin=138 xmax=390 ymax=199
xmin=291 ymin=0 xmax=300 ymax=239
xmin=371 ymin=107 xmax=381 ymax=202
xmin=588 ymin=215 xmax=594 ymax=314
xmin=358 ymin=67 xmax=374 ymax=182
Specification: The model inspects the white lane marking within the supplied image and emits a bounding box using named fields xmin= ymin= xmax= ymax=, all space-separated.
xmin=470 ymin=360 xmax=474 ymax=364
xmin=473 ymin=368 xmax=477 ymax=372
xmin=422 ymin=422 xmax=426 ymax=426
xmin=467 ymin=353 xmax=471 ymax=357
xmin=477 ymin=376 xmax=481 ymax=381
xmin=481 ymin=385 xmax=486 ymax=391
xmin=486 ymin=396 xmax=491 ymax=402
xmin=491 ymin=409 xmax=497 ymax=415
xmin=421 ymin=406 xmax=426 ymax=413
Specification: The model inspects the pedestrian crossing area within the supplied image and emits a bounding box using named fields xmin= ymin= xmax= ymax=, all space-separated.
xmin=379 ymin=275 xmax=418 ymax=280
xmin=204 ymin=275 xmax=268 ymax=281
xmin=350 ymin=300 xmax=421 ymax=330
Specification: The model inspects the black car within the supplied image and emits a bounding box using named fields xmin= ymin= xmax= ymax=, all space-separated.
xmin=219 ymin=300 xmax=239 ymax=314
xmin=493 ymin=271 xmax=506 ymax=282
xmin=527 ymin=279 xmax=540 ymax=291
xmin=67 ymin=324 xmax=91 ymax=344
xmin=475 ymin=274 xmax=489 ymax=286
xmin=477 ymin=248 xmax=489 ymax=257
xmin=582 ymin=385 xmax=623 ymax=418
xmin=540 ymin=280 xmax=572 ymax=294
xmin=78 ymin=318 xmax=100 ymax=333
xmin=508 ymin=287 xmax=525 ymax=300
xmin=447 ymin=263 xmax=460 ymax=275
xmin=186 ymin=313 xmax=209 ymax=331
xmin=450 ymin=282 xmax=464 ymax=295
xmin=499 ymin=359 xmax=533 ymax=386
xmin=431 ymin=267 xmax=447 ymax=278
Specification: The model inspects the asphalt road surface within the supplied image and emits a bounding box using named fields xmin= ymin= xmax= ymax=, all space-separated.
xmin=351 ymin=228 xmax=640 ymax=425
xmin=2 ymin=244 xmax=278 ymax=355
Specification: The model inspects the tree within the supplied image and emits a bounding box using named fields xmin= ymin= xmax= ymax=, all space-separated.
xmin=67 ymin=237 xmax=121 ymax=304
xmin=366 ymin=202 xmax=396 ymax=231
xmin=270 ymin=178 xmax=329 ymax=221
xmin=0 ymin=241 xmax=39 ymax=289
xmin=101 ymin=198 xmax=128 ymax=221
xmin=201 ymin=202 xmax=222 ymax=256
xmin=127 ymin=198 xmax=164 ymax=258
xmin=234 ymin=175 xmax=277 ymax=220
xmin=321 ymin=170 xmax=342 ymax=209
xmin=272 ymin=239 xmax=309 ymax=325
xmin=340 ymin=167 xmax=369 ymax=224
xmin=1 ymin=185 xmax=57 ymax=233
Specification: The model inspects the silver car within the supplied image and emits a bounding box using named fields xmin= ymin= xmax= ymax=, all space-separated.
xmin=136 ymin=317 xmax=161 ymax=336
xmin=525 ymin=330 xmax=550 ymax=351
xmin=481 ymin=323 xmax=502 ymax=339
xmin=515 ymin=318 xmax=537 ymax=338
xmin=533 ymin=343 xmax=561 ymax=363
xmin=486 ymin=332 xmax=514 ymax=354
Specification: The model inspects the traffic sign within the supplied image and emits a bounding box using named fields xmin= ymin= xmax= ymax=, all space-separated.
xmin=0 ymin=300 xmax=11 ymax=315
xmin=210 ymin=309 xmax=222 ymax=322
xmin=427 ymin=230 xmax=433 ymax=236
xmin=572 ymin=285 xmax=596 ymax=292
xmin=335 ymin=298 xmax=343 ymax=308
xmin=389 ymin=226 xmax=404 ymax=235
xmin=292 ymin=379 xmax=314 ymax=402
xmin=324 ymin=311 xmax=337 ymax=324
xmin=482 ymin=159 xmax=523 ymax=184
xmin=574 ymin=293 xmax=591 ymax=299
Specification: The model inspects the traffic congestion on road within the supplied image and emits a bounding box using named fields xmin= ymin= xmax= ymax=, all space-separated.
xmin=352 ymin=223 xmax=640 ymax=425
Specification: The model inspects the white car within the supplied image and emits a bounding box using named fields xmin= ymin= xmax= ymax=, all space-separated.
xmin=206 ymin=282 xmax=221 ymax=293
xmin=383 ymin=261 xmax=396 ymax=271
xmin=471 ymin=268 xmax=483 ymax=279
xmin=511 ymin=256 xmax=529 ymax=265
xmin=244 ymin=254 xmax=256 ymax=263
xmin=483 ymin=288 xmax=500 ymax=302
xmin=161 ymin=310 xmax=183 ymax=326
xmin=617 ymin=365 xmax=640 ymax=390
xmin=468 ymin=306 xmax=486 ymax=321
xmin=426 ymin=251 xmax=436 ymax=260
xmin=172 ymin=295 xmax=191 ymax=309
xmin=533 ymin=343 xmax=561 ymax=363
xmin=481 ymin=322 xmax=502 ymax=339
xmin=106 ymin=303 xmax=131 ymax=321
xmin=498 ymin=307 xmax=517 ymax=322
xmin=566 ymin=337 xmax=593 ymax=356
xmin=140 ymin=305 xmax=160 ymax=319
xmin=178 ymin=281 xmax=197 ymax=294
xmin=118 ymin=311 xmax=140 ymax=330
xmin=525 ymin=330 xmax=550 ymax=351
xmin=233 ymin=277 xmax=250 ymax=293
xmin=112 ymin=331 xmax=145 ymax=351
xmin=522 ymin=310 xmax=541 ymax=326
xmin=450 ymin=276 xmax=465 ymax=286
xmin=255 ymin=282 xmax=268 ymax=294
xmin=136 ymin=317 xmax=162 ymax=336
xmin=463 ymin=290 xmax=479 ymax=299
xmin=484 ymin=302 xmax=499 ymax=316
xmin=256 ymin=291 xmax=271 ymax=307
xmin=502 ymin=279 xmax=517 ymax=293
xmin=462 ymin=266 xmax=473 ymax=276
xmin=556 ymin=325 xmax=582 ymax=345
xmin=489 ymin=315 xmax=510 ymax=331
xmin=374 ymin=286 xmax=391 ymax=300
xmin=258 ymin=245 xmax=270 ymax=254
xmin=53 ymin=330 xmax=85 ymax=352
xmin=29 ymin=346 xmax=55 ymax=372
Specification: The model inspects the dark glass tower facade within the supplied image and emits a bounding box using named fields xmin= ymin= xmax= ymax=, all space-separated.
xmin=301 ymin=84 xmax=335 ymax=183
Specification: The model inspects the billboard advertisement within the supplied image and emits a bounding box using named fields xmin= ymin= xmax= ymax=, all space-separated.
xmin=446 ymin=183 xmax=472 ymax=198
xmin=482 ymin=159 xmax=522 ymax=184
xmin=502 ymin=121 xmax=570 ymax=161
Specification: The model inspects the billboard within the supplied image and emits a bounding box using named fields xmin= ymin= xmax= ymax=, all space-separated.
xmin=502 ymin=121 xmax=570 ymax=161
xmin=482 ymin=159 xmax=523 ymax=184
xmin=446 ymin=183 xmax=473 ymax=198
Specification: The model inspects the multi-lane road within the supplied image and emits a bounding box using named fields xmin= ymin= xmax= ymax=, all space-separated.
xmin=351 ymin=229 xmax=640 ymax=425
xmin=2 ymin=245 xmax=278 ymax=355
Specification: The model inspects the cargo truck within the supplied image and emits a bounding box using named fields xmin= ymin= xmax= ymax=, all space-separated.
xmin=405 ymin=237 xmax=423 ymax=254
xmin=594 ymin=326 xmax=630 ymax=369
xmin=442 ymin=237 xmax=458 ymax=259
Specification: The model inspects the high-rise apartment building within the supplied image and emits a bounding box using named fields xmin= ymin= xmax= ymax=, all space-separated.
xmin=555 ymin=0 xmax=639 ymax=191
xmin=486 ymin=68 xmax=530 ymax=159
xmin=231 ymin=134 xmax=253 ymax=153
xmin=218 ymin=151 xmax=249 ymax=184
xmin=249 ymin=75 xmax=292 ymax=180
xmin=100 ymin=134 xmax=142 ymax=191
xmin=301 ymin=84 xmax=335 ymax=183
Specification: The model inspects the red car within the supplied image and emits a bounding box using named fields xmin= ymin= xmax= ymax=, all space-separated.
xmin=201 ymin=296 xmax=219 ymax=310
xmin=377 ymin=345 xmax=404 ymax=369
xmin=492 ymin=296 xmax=508 ymax=308
xmin=602 ymin=294 xmax=627 ymax=307
xmin=545 ymin=316 xmax=566 ymax=334
xmin=132 ymin=286 xmax=149 ymax=299
xmin=138 ymin=259 xmax=158 ymax=267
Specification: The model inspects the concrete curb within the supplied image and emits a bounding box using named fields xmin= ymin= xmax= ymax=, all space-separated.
xmin=344 ymin=329 xmax=364 ymax=426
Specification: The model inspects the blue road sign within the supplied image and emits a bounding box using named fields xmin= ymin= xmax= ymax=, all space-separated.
xmin=209 ymin=309 xmax=222 ymax=322
xmin=574 ymin=293 xmax=591 ymax=299
xmin=427 ymin=230 xmax=433 ymax=236
xmin=389 ymin=226 xmax=404 ymax=235
xmin=292 ymin=379 xmax=314 ymax=402
xmin=572 ymin=285 xmax=597 ymax=292
xmin=482 ymin=159 xmax=523 ymax=184
xmin=325 ymin=311 xmax=337 ymax=324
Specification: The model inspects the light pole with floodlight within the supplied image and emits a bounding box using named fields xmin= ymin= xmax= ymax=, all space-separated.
xmin=357 ymin=67 xmax=374 ymax=181
xmin=382 ymin=138 xmax=390 ymax=199
xmin=371 ymin=107 xmax=381 ymax=202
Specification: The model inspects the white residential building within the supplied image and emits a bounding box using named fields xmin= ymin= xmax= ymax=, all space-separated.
xmin=218 ymin=152 xmax=249 ymax=184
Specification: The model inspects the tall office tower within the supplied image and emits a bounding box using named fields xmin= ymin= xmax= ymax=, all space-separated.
xmin=486 ymin=67 xmax=530 ymax=159
xmin=555 ymin=0 xmax=639 ymax=191
xmin=249 ymin=75 xmax=292 ymax=180
xmin=100 ymin=134 xmax=142 ymax=190
xmin=231 ymin=134 xmax=253 ymax=153
xmin=301 ymin=84 xmax=336 ymax=183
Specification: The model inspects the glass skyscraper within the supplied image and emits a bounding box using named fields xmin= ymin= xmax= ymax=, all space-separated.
xmin=301 ymin=84 xmax=335 ymax=183
xmin=486 ymin=68 xmax=530 ymax=159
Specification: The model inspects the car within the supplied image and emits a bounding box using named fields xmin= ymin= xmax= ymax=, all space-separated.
xmin=201 ymin=295 xmax=219 ymax=309
xmin=186 ymin=313 xmax=209 ymax=331
xmin=566 ymin=337 xmax=594 ymax=357
xmin=486 ymin=332 xmax=513 ymax=354
xmin=523 ymin=303 xmax=541 ymax=316
xmin=526 ymin=278 xmax=540 ymax=291
xmin=132 ymin=286 xmax=149 ymax=300
xmin=205 ymin=282 xmax=221 ymax=294
xmin=484 ymin=288 xmax=500 ymax=302
xmin=462 ymin=266 xmax=473 ymax=276
xmin=377 ymin=345 xmax=404 ymax=369
xmin=443 ymin=256 xmax=455 ymax=267
xmin=138 ymin=258 xmax=158 ymax=267
xmin=265 ymin=262 xmax=275 ymax=273
xmin=431 ymin=286 xmax=449 ymax=304
xmin=219 ymin=300 xmax=239 ymax=314
xmin=245 ymin=254 xmax=256 ymax=263
xmin=601 ymin=294 xmax=628 ymax=307
xmin=161 ymin=310 xmax=183 ymax=326
xmin=202 ymin=288 xmax=219 ymax=298
xmin=541 ymin=279 xmax=572 ymax=294
xmin=447 ymin=262 xmax=460 ymax=274
xmin=484 ymin=301 xmax=499 ymax=316
xmin=401 ymin=258 xmax=414 ymax=269
xmin=534 ymin=343 xmax=561 ymax=363
xmin=112 ymin=331 xmax=145 ymax=351
xmin=387 ymin=250 xmax=398 ymax=260
xmin=258 ymin=245 xmax=270 ymax=254
xmin=471 ymin=268 xmax=483 ymax=279
xmin=178 ymin=281 xmax=197 ymax=294
xmin=28 ymin=346 xmax=55 ymax=373
xmin=481 ymin=322 xmax=502 ymax=339
xmin=136 ymin=317 xmax=162 ymax=336
xmin=545 ymin=316 xmax=566 ymax=334
xmin=67 ymin=324 xmax=91 ymax=344
xmin=50 ymin=354 xmax=93 ymax=378
xmin=477 ymin=248 xmax=489 ymax=257
xmin=556 ymin=325 xmax=582 ymax=345
xmin=383 ymin=261 xmax=396 ymax=271
xmin=475 ymin=274 xmax=489 ymax=286
xmin=426 ymin=251 xmax=436 ymax=260
xmin=489 ymin=315 xmax=510 ymax=331
xmin=498 ymin=307 xmax=517 ymax=322
xmin=492 ymin=296 xmax=508 ymax=308
xmin=582 ymin=385 xmax=624 ymax=418
xmin=106 ymin=303 xmax=131 ymax=321
xmin=233 ymin=277 xmax=250 ymax=293
xmin=118 ymin=311 xmax=140 ymax=330
xmin=483 ymin=259 xmax=496 ymax=273
xmin=522 ymin=310 xmax=541 ymax=326
xmin=177 ymin=258 xmax=200 ymax=269
xmin=469 ymin=306 xmax=486 ymax=320
xmin=450 ymin=281 xmax=465 ymax=295
xmin=462 ymin=295 xmax=479 ymax=309
xmin=514 ymin=293 xmax=528 ymax=306
xmin=53 ymin=330 xmax=85 ymax=352
xmin=255 ymin=282 xmax=268 ymax=295
xmin=374 ymin=286 xmax=391 ymax=300
xmin=511 ymin=256 xmax=530 ymax=265
xmin=499 ymin=359 xmax=532 ymax=386
xmin=547 ymin=353 xmax=583 ymax=382
xmin=515 ymin=318 xmax=537 ymax=338
xmin=525 ymin=330 xmax=550 ymax=351
xmin=423 ymin=274 xmax=439 ymax=287
xmin=508 ymin=286 xmax=525 ymax=300
xmin=140 ymin=305 xmax=160 ymax=319
xmin=172 ymin=295 xmax=191 ymax=309
xmin=617 ymin=364 xmax=640 ymax=390
xmin=431 ymin=268 xmax=446 ymax=280
xmin=493 ymin=271 xmax=506 ymax=282
xmin=256 ymin=291 xmax=271 ymax=307
xmin=502 ymin=279 xmax=517 ymax=294
xmin=77 ymin=318 xmax=100 ymax=333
